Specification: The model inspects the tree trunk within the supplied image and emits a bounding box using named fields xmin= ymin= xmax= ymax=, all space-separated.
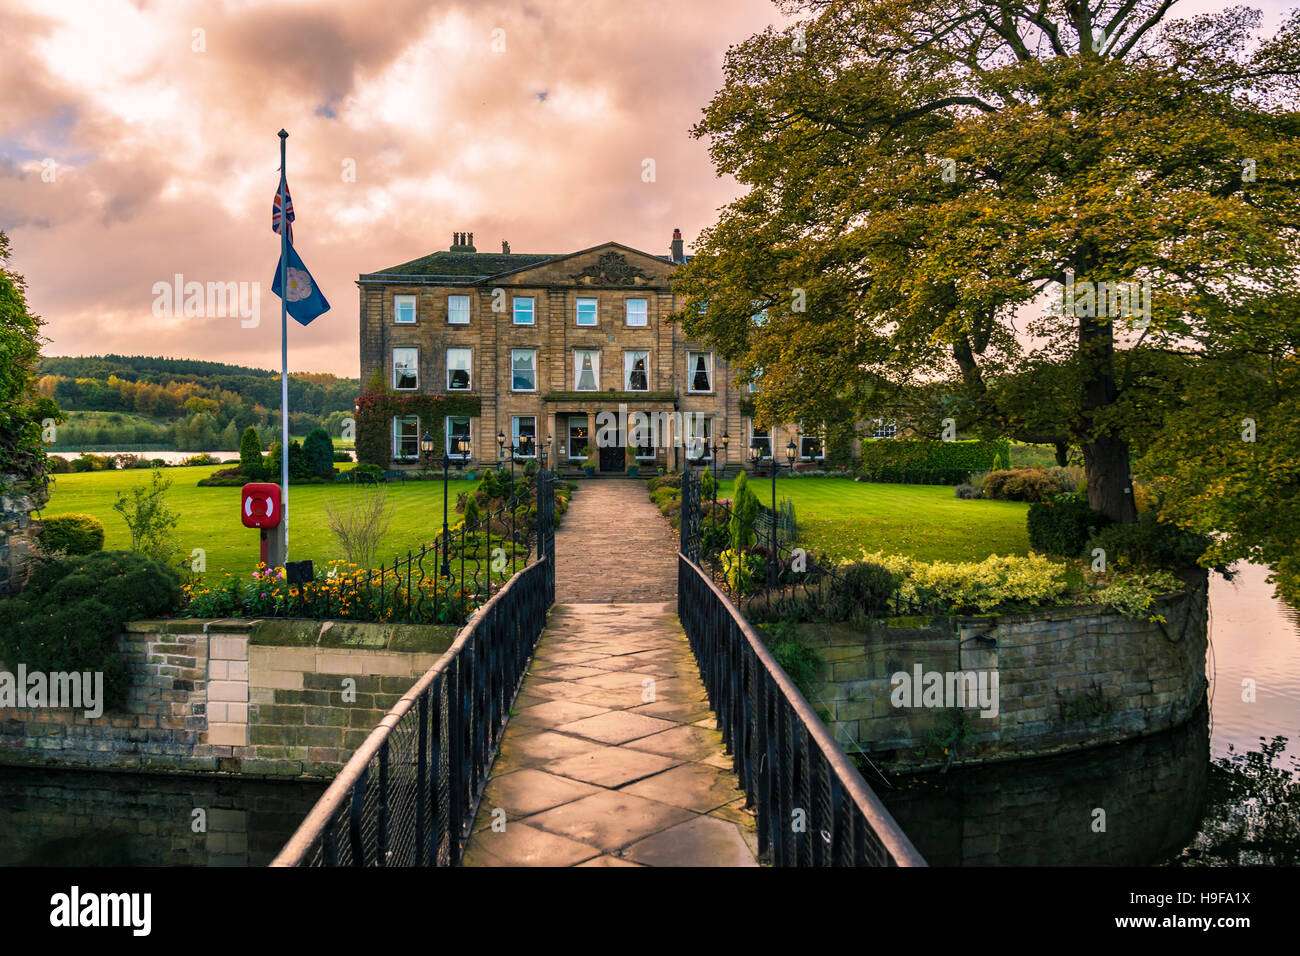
xmin=1078 ymin=311 xmax=1138 ymax=523
xmin=1053 ymin=441 xmax=1069 ymax=467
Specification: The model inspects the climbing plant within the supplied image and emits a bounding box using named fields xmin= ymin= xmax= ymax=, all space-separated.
xmin=355 ymin=370 xmax=481 ymax=466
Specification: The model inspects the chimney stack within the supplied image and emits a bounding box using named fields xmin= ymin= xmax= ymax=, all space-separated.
xmin=502 ymin=240 xmax=511 ymax=254
xmin=468 ymin=232 xmax=474 ymax=250
xmin=670 ymin=228 xmax=684 ymax=264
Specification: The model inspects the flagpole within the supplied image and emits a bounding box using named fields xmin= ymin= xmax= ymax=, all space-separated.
xmin=278 ymin=129 xmax=290 ymax=565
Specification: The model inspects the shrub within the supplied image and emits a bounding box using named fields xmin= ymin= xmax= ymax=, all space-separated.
xmin=332 ymin=450 xmax=353 ymax=462
xmin=1027 ymin=495 xmax=1114 ymax=557
xmin=111 ymin=467 xmax=180 ymax=565
xmin=182 ymin=453 xmax=220 ymax=466
xmin=981 ymin=467 xmax=1072 ymax=503
xmin=1086 ymin=510 xmax=1212 ymax=570
xmin=700 ymin=468 xmax=716 ymax=501
xmin=954 ymin=482 xmax=981 ymax=499
xmin=763 ymin=619 xmax=823 ymax=695
xmin=857 ymin=464 xmax=972 ymax=485
xmin=38 ymin=513 xmax=105 ymax=555
xmin=303 ymin=428 xmax=335 ymax=477
xmin=350 ymin=462 xmax=384 ymax=482
xmin=324 ymin=488 xmax=393 ymax=569
xmin=239 ymin=426 xmax=264 ymax=479
xmin=647 ymin=473 xmax=681 ymax=492
xmin=1093 ymin=568 xmax=1185 ymax=621
xmin=819 ymin=561 xmax=899 ymax=621
xmin=860 ymin=550 xmax=1071 ymax=615
xmin=729 ymin=471 xmax=759 ymax=550
xmin=0 ymin=551 xmax=180 ymax=711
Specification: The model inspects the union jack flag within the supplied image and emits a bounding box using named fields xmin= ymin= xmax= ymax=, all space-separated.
xmin=272 ymin=174 xmax=294 ymax=244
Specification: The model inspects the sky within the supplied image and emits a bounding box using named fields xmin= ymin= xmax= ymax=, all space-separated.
xmin=1 ymin=0 xmax=1292 ymax=378
xmin=0 ymin=0 xmax=786 ymax=377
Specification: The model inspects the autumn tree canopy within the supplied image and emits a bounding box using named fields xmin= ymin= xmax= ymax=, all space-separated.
xmin=674 ymin=0 xmax=1300 ymax=525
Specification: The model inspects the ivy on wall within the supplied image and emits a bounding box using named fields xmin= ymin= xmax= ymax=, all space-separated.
xmin=356 ymin=374 xmax=482 ymax=466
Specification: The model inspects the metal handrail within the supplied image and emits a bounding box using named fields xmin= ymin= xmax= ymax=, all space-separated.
xmin=271 ymin=557 xmax=548 ymax=867
xmin=679 ymin=552 xmax=926 ymax=867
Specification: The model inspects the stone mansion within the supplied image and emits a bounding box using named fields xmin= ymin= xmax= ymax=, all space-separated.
xmin=357 ymin=230 xmax=827 ymax=473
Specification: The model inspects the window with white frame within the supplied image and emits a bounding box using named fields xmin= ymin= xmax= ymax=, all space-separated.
xmin=393 ymin=416 xmax=419 ymax=459
xmin=393 ymin=348 xmax=418 ymax=390
xmin=748 ymin=422 xmax=772 ymax=460
xmin=576 ymin=297 xmax=598 ymax=326
xmin=511 ymin=349 xmax=537 ymax=392
xmin=685 ymin=414 xmax=713 ymax=460
xmin=447 ymin=348 xmax=471 ymax=390
xmin=625 ymin=298 xmax=647 ymax=327
xmin=872 ymin=419 xmax=898 ymax=439
xmin=448 ymin=294 xmax=470 ymax=324
xmin=748 ymin=366 xmax=764 ymax=393
xmin=446 ymin=416 xmax=471 ymax=458
xmin=568 ymin=416 xmax=589 ymax=459
xmin=513 ymin=296 xmax=534 ymax=325
xmin=624 ymin=350 xmax=649 ymax=391
xmin=512 ymin=416 xmax=537 ymax=457
xmin=799 ymin=425 xmax=825 ymax=460
xmin=575 ymin=349 xmax=599 ymax=390
xmin=752 ymin=308 xmax=768 ymax=325
xmin=688 ymin=351 xmax=712 ymax=393
xmin=394 ymin=295 xmax=416 ymax=324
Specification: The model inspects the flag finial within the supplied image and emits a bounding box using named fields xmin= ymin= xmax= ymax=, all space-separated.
xmin=278 ymin=129 xmax=288 ymax=139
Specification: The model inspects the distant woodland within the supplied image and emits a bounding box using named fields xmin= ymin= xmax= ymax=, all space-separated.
xmin=38 ymin=355 xmax=359 ymax=451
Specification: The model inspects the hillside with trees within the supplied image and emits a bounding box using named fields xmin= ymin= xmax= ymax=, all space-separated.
xmin=36 ymin=354 xmax=358 ymax=451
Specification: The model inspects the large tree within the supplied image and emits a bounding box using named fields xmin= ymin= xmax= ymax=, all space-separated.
xmin=0 ymin=230 xmax=61 ymax=492
xmin=674 ymin=0 xmax=1300 ymax=522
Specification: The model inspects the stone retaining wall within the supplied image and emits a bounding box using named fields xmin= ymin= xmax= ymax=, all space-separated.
xmin=0 ymin=618 xmax=456 ymax=779
xmin=797 ymin=574 xmax=1209 ymax=771
xmin=0 ymin=473 xmax=43 ymax=600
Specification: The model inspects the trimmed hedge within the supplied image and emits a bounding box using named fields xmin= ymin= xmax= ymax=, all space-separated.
xmin=857 ymin=438 xmax=1010 ymax=477
xmin=38 ymin=513 xmax=105 ymax=555
xmin=0 ymin=551 xmax=180 ymax=711
xmin=858 ymin=465 xmax=974 ymax=485
xmin=1027 ymin=495 xmax=1114 ymax=557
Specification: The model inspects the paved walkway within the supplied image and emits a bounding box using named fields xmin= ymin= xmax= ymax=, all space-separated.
xmin=462 ymin=480 xmax=758 ymax=866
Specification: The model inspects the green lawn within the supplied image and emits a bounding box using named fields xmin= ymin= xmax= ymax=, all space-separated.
xmin=42 ymin=465 xmax=479 ymax=580
xmin=715 ymin=477 xmax=1030 ymax=563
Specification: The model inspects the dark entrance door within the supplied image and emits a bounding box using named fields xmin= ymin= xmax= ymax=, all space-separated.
xmin=599 ymin=442 xmax=624 ymax=473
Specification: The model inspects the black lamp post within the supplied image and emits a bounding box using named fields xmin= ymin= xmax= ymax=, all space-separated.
xmin=433 ymin=431 xmax=471 ymax=577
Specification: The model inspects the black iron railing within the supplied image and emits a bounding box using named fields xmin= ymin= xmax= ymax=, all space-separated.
xmin=181 ymin=469 xmax=556 ymax=627
xmin=682 ymin=465 xmax=876 ymax=624
xmin=271 ymin=553 xmax=552 ymax=867
xmin=678 ymin=552 xmax=925 ymax=867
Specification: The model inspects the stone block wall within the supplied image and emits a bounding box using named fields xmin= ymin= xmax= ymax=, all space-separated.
xmin=0 ymin=618 xmax=455 ymax=779
xmin=0 ymin=473 xmax=42 ymax=599
xmin=797 ymin=574 xmax=1209 ymax=771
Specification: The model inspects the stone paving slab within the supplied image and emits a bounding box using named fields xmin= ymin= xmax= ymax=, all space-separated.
xmin=463 ymin=603 xmax=759 ymax=867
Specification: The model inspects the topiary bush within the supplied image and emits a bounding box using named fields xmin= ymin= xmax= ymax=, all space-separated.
xmin=38 ymin=513 xmax=105 ymax=555
xmin=981 ymin=467 xmax=1073 ymax=502
xmin=1027 ymin=495 xmax=1114 ymax=557
xmin=1086 ymin=510 xmax=1212 ymax=570
xmin=303 ymin=428 xmax=335 ymax=477
xmin=0 ymin=551 xmax=180 ymax=711
xmin=239 ymin=426 xmax=265 ymax=479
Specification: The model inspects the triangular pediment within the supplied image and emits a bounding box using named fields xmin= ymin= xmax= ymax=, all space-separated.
xmin=490 ymin=242 xmax=674 ymax=287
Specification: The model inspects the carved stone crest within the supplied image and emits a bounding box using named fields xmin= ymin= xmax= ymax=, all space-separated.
xmin=570 ymin=251 xmax=652 ymax=286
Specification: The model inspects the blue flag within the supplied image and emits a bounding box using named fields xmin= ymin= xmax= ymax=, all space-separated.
xmin=271 ymin=241 xmax=331 ymax=326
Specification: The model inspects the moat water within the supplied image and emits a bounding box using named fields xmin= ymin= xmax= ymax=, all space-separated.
xmin=0 ymin=564 xmax=1295 ymax=866
xmin=870 ymin=562 xmax=1300 ymax=866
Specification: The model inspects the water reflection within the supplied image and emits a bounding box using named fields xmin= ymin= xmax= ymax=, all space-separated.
xmin=873 ymin=703 xmax=1210 ymax=866
xmin=0 ymin=766 xmax=324 ymax=867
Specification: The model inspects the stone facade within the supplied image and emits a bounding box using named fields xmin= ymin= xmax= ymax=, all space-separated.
xmin=0 ymin=618 xmax=455 ymax=779
xmin=358 ymin=232 xmax=820 ymax=473
xmin=799 ymin=575 xmax=1210 ymax=771
xmin=0 ymin=473 xmax=44 ymax=599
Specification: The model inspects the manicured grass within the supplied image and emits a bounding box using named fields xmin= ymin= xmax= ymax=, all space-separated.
xmin=715 ymin=476 xmax=1030 ymax=563
xmin=42 ymin=465 xmax=479 ymax=580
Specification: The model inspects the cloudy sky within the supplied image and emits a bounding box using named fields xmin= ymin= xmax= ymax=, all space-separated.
xmin=1 ymin=0 xmax=1291 ymax=377
xmin=0 ymin=0 xmax=785 ymax=376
